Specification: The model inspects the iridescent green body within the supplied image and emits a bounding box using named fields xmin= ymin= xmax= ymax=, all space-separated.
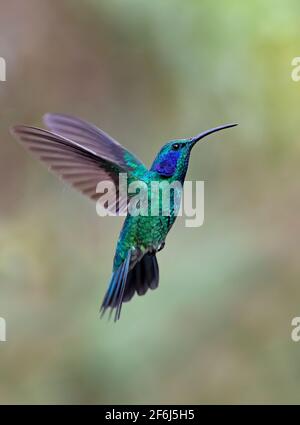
xmin=113 ymin=141 xmax=191 ymax=270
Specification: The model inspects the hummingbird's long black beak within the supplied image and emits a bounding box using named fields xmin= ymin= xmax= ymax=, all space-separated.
xmin=190 ymin=123 xmax=238 ymax=146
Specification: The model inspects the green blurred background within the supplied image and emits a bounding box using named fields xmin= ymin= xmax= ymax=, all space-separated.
xmin=1 ymin=0 xmax=300 ymax=404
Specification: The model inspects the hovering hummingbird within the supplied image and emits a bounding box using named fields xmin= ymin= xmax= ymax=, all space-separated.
xmin=11 ymin=114 xmax=237 ymax=321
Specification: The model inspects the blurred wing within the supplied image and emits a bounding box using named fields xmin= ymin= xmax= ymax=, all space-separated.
xmin=11 ymin=126 xmax=143 ymax=214
xmin=43 ymin=113 xmax=146 ymax=178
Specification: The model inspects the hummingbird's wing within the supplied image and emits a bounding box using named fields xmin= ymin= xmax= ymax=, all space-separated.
xmin=11 ymin=122 xmax=147 ymax=215
xmin=43 ymin=113 xmax=145 ymax=176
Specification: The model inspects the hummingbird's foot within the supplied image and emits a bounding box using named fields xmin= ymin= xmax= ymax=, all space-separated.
xmin=157 ymin=242 xmax=165 ymax=252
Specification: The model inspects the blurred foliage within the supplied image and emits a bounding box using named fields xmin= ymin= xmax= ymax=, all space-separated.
xmin=1 ymin=0 xmax=300 ymax=403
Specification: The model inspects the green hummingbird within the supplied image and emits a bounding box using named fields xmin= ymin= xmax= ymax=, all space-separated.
xmin=11 ymin=114 xmax=237 ymax=321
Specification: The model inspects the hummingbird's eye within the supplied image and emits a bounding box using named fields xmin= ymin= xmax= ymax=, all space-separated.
xmin=172 ymin=143 xmax=180 ymax=151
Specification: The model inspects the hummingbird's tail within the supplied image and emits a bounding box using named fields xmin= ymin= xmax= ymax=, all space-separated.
xmin=100 ymin=252 xmax=159 ymax=321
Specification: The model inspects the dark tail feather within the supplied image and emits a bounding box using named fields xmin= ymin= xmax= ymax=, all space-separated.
xmin=100 ymin=252 xmax=159 ymax=321
xmin=123 ymin=253 xmax=159 ymax=302
xmin=100 ymin=250 xmax=131 ymax=322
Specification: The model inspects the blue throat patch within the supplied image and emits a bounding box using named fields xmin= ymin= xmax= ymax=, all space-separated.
xmin=154 ymin=151 xmax=180 ymax=177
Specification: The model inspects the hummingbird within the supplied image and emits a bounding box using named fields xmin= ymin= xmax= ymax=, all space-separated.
xmin=11 ymin=114 xmax=237 ymax=321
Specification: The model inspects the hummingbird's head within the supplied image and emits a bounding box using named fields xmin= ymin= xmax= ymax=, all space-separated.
xmin=150 ymin=123 xmax=237 ymax=180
